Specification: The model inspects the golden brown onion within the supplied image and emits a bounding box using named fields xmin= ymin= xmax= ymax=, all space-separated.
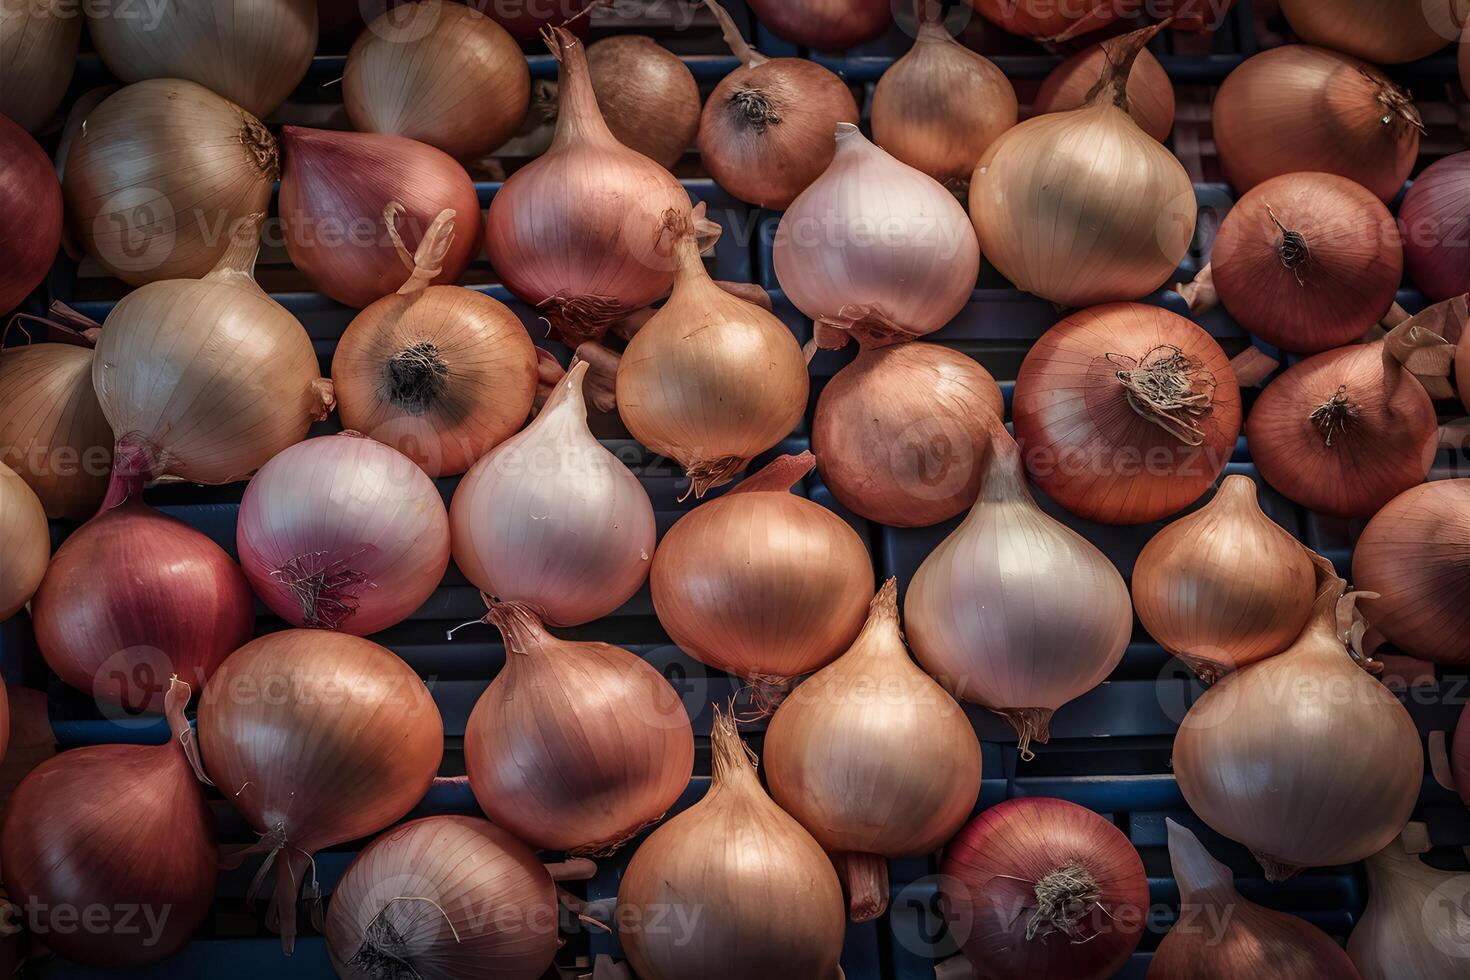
xmin=587 ymin=35 xmax=701 ymax=170
xmin=1280 ymin=0 xmax=1468 ymax=64
xmin=1033 ymin=41 xmax=1174 ymax=143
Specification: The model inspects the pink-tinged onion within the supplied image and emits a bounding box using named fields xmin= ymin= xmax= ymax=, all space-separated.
xmin=1400 ymin=152 xmax=1470 ymax=302
xmin=968 ymin=0 xmax=1141 ymax=39
xmin=1279 ymin=0 xmax=1467 ymax=64
xmin=0 ymin=463 xmax=48 ymax=621
xmin=1034 ymin=40 xmax=1174 ymax=143
xmin=745 ymin=0 xmax=892 ymax=50
xmin=0 ymin=0 xmax=80 ymax=131
xmin=0 ymin=112 xmax=62 ymax=313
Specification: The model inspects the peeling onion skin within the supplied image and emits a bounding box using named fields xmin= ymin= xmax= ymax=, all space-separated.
xmin=0 ymin=0 xmax=80 ymax=131
xmin=1279 ymin=0 xmax=1469 ymax=65
xmin=1033 ymin=42 xmax=1174 ymax=144
xmin=0 ymin=463 xmax=48 ymax=622
xmin=746 ymin=0 xmax=892 ymax=50
xmin=1399 ymin=152 xmax=1470 ymax=303
xmin=587 ymin=36 xmax=701 ymax=170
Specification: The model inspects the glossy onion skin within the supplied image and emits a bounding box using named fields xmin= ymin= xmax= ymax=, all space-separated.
xmin=1034 ymin=43 xmax=1175 ymax=143
xmin=0 ymin=344 xmax=113 ymax=519
xmin=1399 ymin=152 xmax=1470 ymax=302
xmin=1347 ymin=836 xmax=1470 ymax=979
xmin=745 ymin=0 xmax=892 ymax=50
xmin=0 ymin=463 xmax=48 ymax=622
xmin=0 ymin=113 xmax=62 ymax=313
xmin=1279 ymin=0 xmax=1468 ymax=64
xmin=586 ymin=36 xmax=701 ymax=170
xmin=0 ymin=0 xmax=81 ymax=131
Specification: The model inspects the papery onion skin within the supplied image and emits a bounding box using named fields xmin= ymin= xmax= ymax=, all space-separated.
xmin=0 ymin=113 xmax=63 ymax=312
xmin=1280 ymin=0 xmax=1468 ymax=64
xmin=0 ymin=0 xmax=80 ymax=131
xmin=746 ymin=0 xmax=891 ymax=49
xmin=1348 ymin=830 xmax=1470 ymax=978
xmin=1211 ymin=46 xmax=1422 ymax=203
xmin=813 ymin=342 xmax=1003 ymax=527
xmin=326 ymin=815 xmax=560 ymax=980
xmin=345 ymin=1 xmax=529 ymax=160
xmin=1033 ymin=42 xmax=1175 ymax=143
xmin=1399 ymin=153 xmax=1470 ymax=302
xmin=451 ymin=362 xmax=656 ymax=627
xmin=940 ymin=798 xmax=1149 ymax=980
xmin=968 ymin=0 xmax=1141 ymax=39
xmin=63 ymin=79 xmax=278 ymax=286
xmin=587 ymin=36 xmax=701 ymax=170
xmin=1012 ymin=303 xmax=1242 ymax=525
xmin=0 ymin=463 xmax=48 ymax=622
xmin=1353 ymin=479 xmax=1470 ymax=666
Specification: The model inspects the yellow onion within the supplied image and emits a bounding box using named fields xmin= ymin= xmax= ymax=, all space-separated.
xmin=63 ymin=79 xmax=278 ymax=286
xmin=0 ymin=463 xmax=48 ymax=621
xmin=587 ymin=36 xmax=701 ymax=170
xmin=345 ymin=1 xmax=529 ymax=160
xmin=970 ymin=24 xmax=1196 ymax=307
xmin=1033 ymin=40 xmax=1174 ymax=143
xmin=0 ymin=0 xmax=80 ymax=131
xmin=1280 ymin=0 xmax=1468 ymax=64
xmin=1133 ymin=475 xmax=1316 ymax=683
xmin=1348 ymin=827 xmax=1470 ymax=978
xmin=764 ymin=580 xmax=982 ymax=922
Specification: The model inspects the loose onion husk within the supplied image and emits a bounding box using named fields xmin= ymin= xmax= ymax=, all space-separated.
xmin=617 ymin=705 xmax=846 ymax=980
xmin=1011 ymin=302 xmax=1242 ymax=525
xmin=1133 ymin=475 xmax=1316 ymax=682
xmin=586 ymin=35 xmax=701 ymax=170
xmin=968 ymin=0 xmax=1141 ymax=39
xmin=0 ymin=113 xmax=62 ymax=312
xmin=1348 ymin=826 xmax=1470 ymax=978
xmin=345 ymin=1 xmax=529 ymax=160
xmin=697 ymin=0 xmax=860 ymax=210
xmin=1033 ymin=40 xmax=1175 ymax=143
xmin=746 ymin=0 xmax=891 ymax=49
xmin=1399 ymin=152 xmax=1470 ymax=302
xmin=765 ymin=579 xmax=982 ymax=922
xmin=0 ymin=678 xmax=216 ymax=967
xmin=1211 ymin=46 xmax=1423 ymax=203
xmin=940 ymin=798 xmax=1149 ymax=980
xmin=63 ymin=79 xmax=278 ymax=286
xmin=1280 ymin=0 xmax=1468 ymax=64
xmin=325 ymin=815 xmax=560 ymax=980
xmin=650 ymin=453 xmax=873 ymax=710
xmin=0 ymin=0 xmax=80 ymax=131
xmin=0 ymin=463 xmax=47 ymax=622
xmin=970 ymin=25 xmax=1196 ymax=307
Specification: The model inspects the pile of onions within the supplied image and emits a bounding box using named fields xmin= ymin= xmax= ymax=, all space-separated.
xmin=1348 ymin=828 xmax=1470 ymax=977
xmin=1353 ymin=479 xmax=1470 ymax=665
xmin=1133 ymin=475 xmax=1316 ymax=682
xmin=1245 ymin=322 xmax=1441 ymax=519
xmin=970 ymin=25 xmax=1196 ymax=307
xmin=746 ymin=0 xmax=891 ymax=49
xmin=968 ymin=0 xmax=1140 ymax=40
xmin=650 ymin=453 xmax=873 ymax=708
xmin=0 ymin=678 xmax=216 ymax=967
xmin=485 ymin=27 xmax=693 ymax=346
xmin=1034 ymin=39 xmax=1175 ymax=143
xmin=0 ymin=0 xmax=81 ymax=131
xmin=1173 ymin=561 xmax=1422 ymax=880
xmin=1399 ymin=152 xmax=1470 ymax=302
xmin=63 ymin=79 xmax=278 ymax=285
xmin=1212 ymin=46 xmax=1423 ymax=203
xmin=764 ymin=579 xmax=982 ymax=921
xmin=344 ymin=1 xmax=529 ymax=160
xmin=34 ymin=499 xmax=253 ymax=712
xmin=774 ymin=124 xmax=980 ymax=350
xmin=1011 ymin=303 xmax=1242 ymax=525
xmin=617 ymin=706 xmax=846 ymax=980
xmin=451 ymin=361 xmax=656 ymax=626
xmin=871 ymin=1 xmax=1017 ymax=186
xmin=1279 ymin=0 xmax=1467 ymax=64
xmin=0 ymin=464 xmax=47 ymax=621
xmin=92 ymin=215 xmax=334 ymax=508
xmin=587 ymin=36 xmax=702 ymax=170
xmin=1179 ymin=171 xmax=1404 ymax=354
xmin=904 ymin=425 xmax=1132 ymax=757
xmin=617 ymin=210 xmax=808 ymax=495
xmin=198 ymin=630 xmax=443 ymax=952
xmin=237 ymin=433 xmax=451 ymax=635
xmin=1 ymin=114 xmax=62 ymax=312
xmin=813 ymin=342 xmax=1004 ymax=527
xmin=1150 ymin=819 xmax=1363 ymax=979
xmin=325 ymin=816 xmax=560 ymax=980
xmin=280 ymin=126 xmax=481 ymax=309
xmin=463 ymin=601 xmax=693 ymax=854
xmin=697 ymin=0 xmax=859 ymax=210
xmin=939 ymin=798 xmax=1148 ymax=980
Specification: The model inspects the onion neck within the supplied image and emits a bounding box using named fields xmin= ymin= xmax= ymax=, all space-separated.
xmin=1165 ymin=820 xmax=1238 ymax=906
xmin=391 ymin=206 xmax=457 ymax=296
xmin=240 ymin=112 xmax=280 ymax=181
xmin=204 ymin=212 xmax=268 ymax=289
xmin=977 ymin=427 xmax=1030 ymax=506
xmin=704 ymin=0 xmax=766 ymax=67
xmin=99 ymin=435 xmax=168 ymax=513
xmin=547 ymin=26 xmax=616 ymax=148
xmin=1083 ymin=22 xmax=1166 ymax=112
xmin=708 ymin=704 xmax=761 ymax=793
xmin=835 ymin=853 xmax=891 ymax=922
xmin=727 ymin=451 xmax=816 ymax=496
xmin=536 ymin=359 xmax=591 ymax=427
xmin=1209 ymin=473 xmax=1259 ymax=515
xmin=481 ymin=599 xmax=554 ymax=657
xmin=1364 ymin=69 xmax=1426 ymax=135
xmin=843 ymin=579 xmax=906 ymax=668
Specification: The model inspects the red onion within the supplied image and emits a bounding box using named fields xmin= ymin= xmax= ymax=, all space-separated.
xmin=1400 ymin=152 xmax=1470 ymax=302
xmin=0 ymin=113 xmax=61 ymax=314
xmin=33 ymin=499 xmax=254 ymax=714
xmin=745 ymin=0 xmax=892 ymax=50
xmin=968 ymin=0 xmax=1140 ymax=40
xmin=940 ymin=798 xmax=1149 ymax=980
xmin=475 ymin=0 xmax=588 ymax=41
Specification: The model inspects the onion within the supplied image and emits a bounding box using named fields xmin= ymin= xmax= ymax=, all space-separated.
xmin=1150 ymin=819 xmax=1364 ymax=979
xmin=0 ymin=678 xmax=216 ymax=967
xmin=764 ymin=579 xmax=982 ymax=922
xmin=586 ymin=36 xmax=701 ymax=170
xmin=1212 ymin=46 xmax=1423 ymax=203
xmin=940 ymin=798 xmax=1149 ymax=980
xmin=333 ymin=215 xmax=538 ymax=477
xmin=0 ymin=0 xmax=81 ymax=131
xmin=968 ymin=0 xmax=1141 ymax=39
xmin=1348 ymin=828 xmax=1470 ymax=978
xmin=617 ymin=706 xmax=846 ymax=980
xmin=697 ymin=0 xmax=859 ymax=210
xmin=1352 ymin=479 xmax=1470 ymax=666
xmin=1133 ymin=475 xmax=1316 ymax=683
xmin=904 ymin=425 xmax=1132 ymax=757
xmin=325 ymin=815 xmax=560 ymax=980
xmin=0 ymin=463 xmax=47 ymax=622
xmin=198 ymin=630 xmax=444 ymax=953
xmin=1400 ymin=152 xmax=1470 ymax=302
xmin=463 ymin=601 xmax=693 ymax=854
xmin=1033 ymin=40 xmax=1174 ymax=143
xmin=1155 ymin=0 xmax=1239 ymax=31
xmin=451 ymin=361 xmax=656 ymax=626
xmin=1279 ymin=0 xmax=1467 ymax=64
xmin=1173 ymin=560 xmax=1422 ymax=880
xmin=745 ymin=0 xmax=891 ymax=49
xmin=93 ymin=216 xmax=335 ymax=509
xmin=345 ymin=1 xmax=529 ymax=160
xmin=970 ymin=25 xmax=1196 ymax=307
xmin=33 ymin=499 xmax=253 ymax=713
xmin=476 ymin=0 xmax=587 ymax=41
xmin=1 ymin=113 xmax=62 ymax=312
xmin=617 ymin=210 xmax=808 ymax=495
xmin=485 ymin=27 xmax=694 ymax=346
xmin=812 ymin=341 xmax=1003 ymax=527
xmin=1179 ymin=171 xmax=1403 ymax=354
xmin=650 ymin=452 xmax=873 ymax=708
xmin=63 ymin=79 xmax=278 ymax=286
xmin=280 ymin=126 xmax=482 ymax=309
xmin=1011 ymin=302 xmax=1242 ymax=525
